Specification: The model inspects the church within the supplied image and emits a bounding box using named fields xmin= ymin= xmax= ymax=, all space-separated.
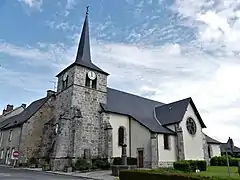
xmin=0 ymin=10 xmax=224 ymax=171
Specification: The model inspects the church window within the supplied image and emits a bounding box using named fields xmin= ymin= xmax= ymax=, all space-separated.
xmin=118 ymin=127 xmax=124 ymax=146
xmin=85 ymin=74 xmax=91 ymax=87
xmin=62 ymin=76 xmax=68 ymax=89
xmin=208 ymin=145 xmax=211 ymax=158
xmin=8 ymin=130 xmax=12 ymax=142
xmin=164 ymin=134 xmax=170 ymax=150
xmin=85 ymin=73 xmax=97 ymax=89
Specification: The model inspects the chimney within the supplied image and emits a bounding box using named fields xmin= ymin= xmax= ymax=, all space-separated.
xmin=21 ymin=104 xmax=27 ymax=109
xmin=6 ymin=104 xmax=14 ymax=112
xmin=47 ymin=90 xmax=55 ymax=97
xmin=2 ymin=109 xmax=6 ymax=115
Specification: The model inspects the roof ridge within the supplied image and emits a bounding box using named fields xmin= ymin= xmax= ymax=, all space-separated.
xmin=0 ymin=105 xmax=25 ymax=118
xmin=107 ymin=87 xmax=165 ymax=104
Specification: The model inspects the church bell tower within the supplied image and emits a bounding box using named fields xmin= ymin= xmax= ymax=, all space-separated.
xmin=52 ymin=7 xmax=109 ymax=171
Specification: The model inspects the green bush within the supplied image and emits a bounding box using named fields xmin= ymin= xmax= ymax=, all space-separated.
xmin=74 ymin=158 xmax=91 ymax=171
xmin=210 ymin=156 xmax=240 ymax=167
xmin=92 ymin=158 xmax=110 ymax=170
xmin=113 ymin=157 xmax=138 ymax=165
xmin=127 ymin=157 xmax=137 ymax=165
xmin=173 ymin=161 xmax=191 ymax=172
xmin=174 ymin=160 xmax=207 ymax=172
xmin=119 ymin=170 xmax=237 ymax=180
xmin=113 ymin=157 xmax=122 ymax=165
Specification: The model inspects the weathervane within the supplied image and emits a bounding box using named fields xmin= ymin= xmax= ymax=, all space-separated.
xmin=86 ymin=6 xmax=89 ymax=15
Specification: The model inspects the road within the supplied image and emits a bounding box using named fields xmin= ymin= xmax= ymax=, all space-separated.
xmin=0 ymin=165 xmax=86 ymax=180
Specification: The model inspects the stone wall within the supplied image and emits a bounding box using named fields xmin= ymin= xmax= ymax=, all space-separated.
xmin=52 ymin=65 xmax=108 ymax=170
xmin=202 ymin=133 xmax=210 ymax=165
xmin=175 ymin=124 xmax=185 ymax=161
xmin=19 ymin=95 xmax=55 ymax=162
xmin=151 ymin=133 xmax=158 ymax=168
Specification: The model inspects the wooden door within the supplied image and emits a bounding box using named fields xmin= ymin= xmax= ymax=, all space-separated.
xmin=138 ymin=150 xmax=144 ymax=168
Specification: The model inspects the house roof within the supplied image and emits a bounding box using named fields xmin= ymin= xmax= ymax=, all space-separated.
xmin=101 ymin=88 xmax=203 ymax=134
xmin=56 ymin=11 xmax=108 ymax=77
xmin=0 ymin=97 xmax=49 ymax=130
xmin=220 ymin=144 xmax=240 ymax=153
xmin=155 ymin=97 xmax=206 ymax=128
xmin=204 ymin=134 xmax=221 ymax=144
xmin=0 ymin=105 xmax=25 ymax=123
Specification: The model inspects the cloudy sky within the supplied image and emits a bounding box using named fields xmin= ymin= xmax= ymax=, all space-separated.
xmin=0 ymin=0 xmax=240 ymax=146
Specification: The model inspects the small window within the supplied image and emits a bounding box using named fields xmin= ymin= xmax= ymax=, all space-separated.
xmin=118 ymin=127 xmax=124 ymax=146
xmin=85 ymin=74 xmax=91 ymax=87
xmin=0 ymin=132 xmax=3 ymax=146
xmin=0 ymin=149 xmax=3 ymax=159
xmin=164 ymin=134 xmax=170 ymax=150
xmin=92 ymin=79 xmax=97 ymax=89
xmin=62 ymin=76 xmax=69 ymax=89
xmin=9 ymin=130 xmax=12 ymax=142
xmin=55 ymin=123 xmax=59 ymax=134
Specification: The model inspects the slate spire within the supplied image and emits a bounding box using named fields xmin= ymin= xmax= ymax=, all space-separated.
xmin=75 ymin=6 xmax=91 ymax=64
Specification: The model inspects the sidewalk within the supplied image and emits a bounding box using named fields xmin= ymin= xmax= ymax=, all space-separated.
xmin=22 ymin=167 xmax=115 ymax=180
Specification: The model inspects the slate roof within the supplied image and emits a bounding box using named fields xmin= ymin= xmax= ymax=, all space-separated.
xmin=101 ymin=88 xmax=205 ymax=134
xmin=0 ymin=97 xmax=49 ymax=130
xmin=204 ymin=134 xmax=221 ymax=144
xmin=155 ymin=97 xmax=206 ymax=128
xmin=220 ymin=144 xmax=240 ymax=153
xmin=56 ymin=12 xmax=108 ymax=77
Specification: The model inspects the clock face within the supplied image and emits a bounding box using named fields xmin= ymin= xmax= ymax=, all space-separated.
xmin=88 ymin=71 xmax=96 ymax=80
xmin=186 ymin=117 xmax=197 ymax=135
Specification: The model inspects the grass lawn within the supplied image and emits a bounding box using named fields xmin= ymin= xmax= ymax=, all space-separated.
xmin=197 ymin=166 xmax=240 ymax=179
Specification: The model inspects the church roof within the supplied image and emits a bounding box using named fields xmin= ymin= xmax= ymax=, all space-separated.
xmin=204 ymin=134 xmax=221 ymax=144
xmin=155 ymin=97 xmax=206 ymax=128
xmin=102 ymin=88 xmax=205 ymax=134
xmin=0 ymin=97 xmax=50 ymax=130
xmin=56 ymin=10 xmax=108 ymax=77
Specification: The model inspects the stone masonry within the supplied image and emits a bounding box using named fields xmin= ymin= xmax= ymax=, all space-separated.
xmin=52 ymin=65 xmax=108 ymax=171
xmin=19 ymin=94 xmax=56 ymax=163
xmin=175 ymin=124 xmax=185 ymax=161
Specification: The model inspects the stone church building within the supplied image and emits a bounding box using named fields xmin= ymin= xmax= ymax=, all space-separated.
xmin=0 ymin=11 xmax=224 ymax=170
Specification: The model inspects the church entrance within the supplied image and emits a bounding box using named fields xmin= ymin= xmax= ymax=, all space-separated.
xmin=138 ymin=149 xmax=144 ymax=168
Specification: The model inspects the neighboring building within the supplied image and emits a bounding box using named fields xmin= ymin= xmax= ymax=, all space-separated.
xmin=0 ymin=10 xmax=233 ymax=171
xmin=0 ymin=91 xmax=56 ymax=165
xmin=220 ymin=137 xmax=240 ymax=157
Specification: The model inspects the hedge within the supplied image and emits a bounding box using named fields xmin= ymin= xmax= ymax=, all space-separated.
xmin=173 ymin=160 xmax=207 ymax=172
xmin=112 ymin=157 xmax=137 ymax=165
xmin=119 ymin=170 xmax=237 ymax=180
xmin=210 ymin=156 xmax=240 ymax=167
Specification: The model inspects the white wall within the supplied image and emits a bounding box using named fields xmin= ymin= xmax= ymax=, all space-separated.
xmin=180 ymin=103 xmax=205 ymax=160
xmin=131 ymin=119 xmax=151 ymax=162
xmin=210 ymin=144 xmax=221 ymax=157
xmin=158 ymin=134 xmax=177 ymax=162
xmin=109 ymin=113 xmax=129 ymax=157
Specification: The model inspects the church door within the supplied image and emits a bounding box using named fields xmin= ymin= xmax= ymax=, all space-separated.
xmin=138 ymin=150 xmax=144 ymax=168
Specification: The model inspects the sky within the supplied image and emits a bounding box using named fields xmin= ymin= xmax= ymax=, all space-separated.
xmin=0 ymin=0 xmax=240 ymax=146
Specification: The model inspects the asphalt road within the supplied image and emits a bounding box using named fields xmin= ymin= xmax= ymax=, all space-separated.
xmin=0 ymin=166 xmax=86 ymax=180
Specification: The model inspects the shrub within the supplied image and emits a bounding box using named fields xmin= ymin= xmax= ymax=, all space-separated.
xmin=210 ymin=156 xmax=240 ymax=167
xmin=119 ymin=170 xmax=237 ymax=180
xmin=174 ymin=160 xmax=207 ymax=172
xmin=127 ymin=157 xmax=137 ymax=165
xmin=92 ymin=158 xmax=110 ymax=170
xmin=113 ymin=157 xmax=122 ymax=165
xmin=173 ymin=161 xmax=191 ymax=172
xmin=74 ymin=158 xmax=91 ymax=171
xmin=113 ymin=157 xmax=138 ymax=165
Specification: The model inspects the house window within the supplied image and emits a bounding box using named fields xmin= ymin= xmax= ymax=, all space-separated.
xmin=0 ymin=149 xmax=3 ymax=159
xmin=9 ymin=130 xmax=12 ymax=142
xmin=164 ymin=134 xmax=170 ymax=150
xmin=118 ymin=127 xmax=124 ymax=146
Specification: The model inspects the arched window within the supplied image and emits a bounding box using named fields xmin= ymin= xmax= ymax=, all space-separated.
xmin=208 ymin=145 xmax=211 ymax=158
xmin=85 ymin=74 xmax=91 ymax=87
xmin=118 ymin=127 xmax=124 ymax=146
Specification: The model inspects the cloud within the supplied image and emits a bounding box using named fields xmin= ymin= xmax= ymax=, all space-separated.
xmin=66 ymin=0 xmax=76 ymax=9
xmin=18 ymin=0 xmax=43 ymax=10
xmin=2 ymin=0 xmax=240 ymax=147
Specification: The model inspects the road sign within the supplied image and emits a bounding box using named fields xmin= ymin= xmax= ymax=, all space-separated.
xmin=12 ymin=151 xmax=19 ymax=158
